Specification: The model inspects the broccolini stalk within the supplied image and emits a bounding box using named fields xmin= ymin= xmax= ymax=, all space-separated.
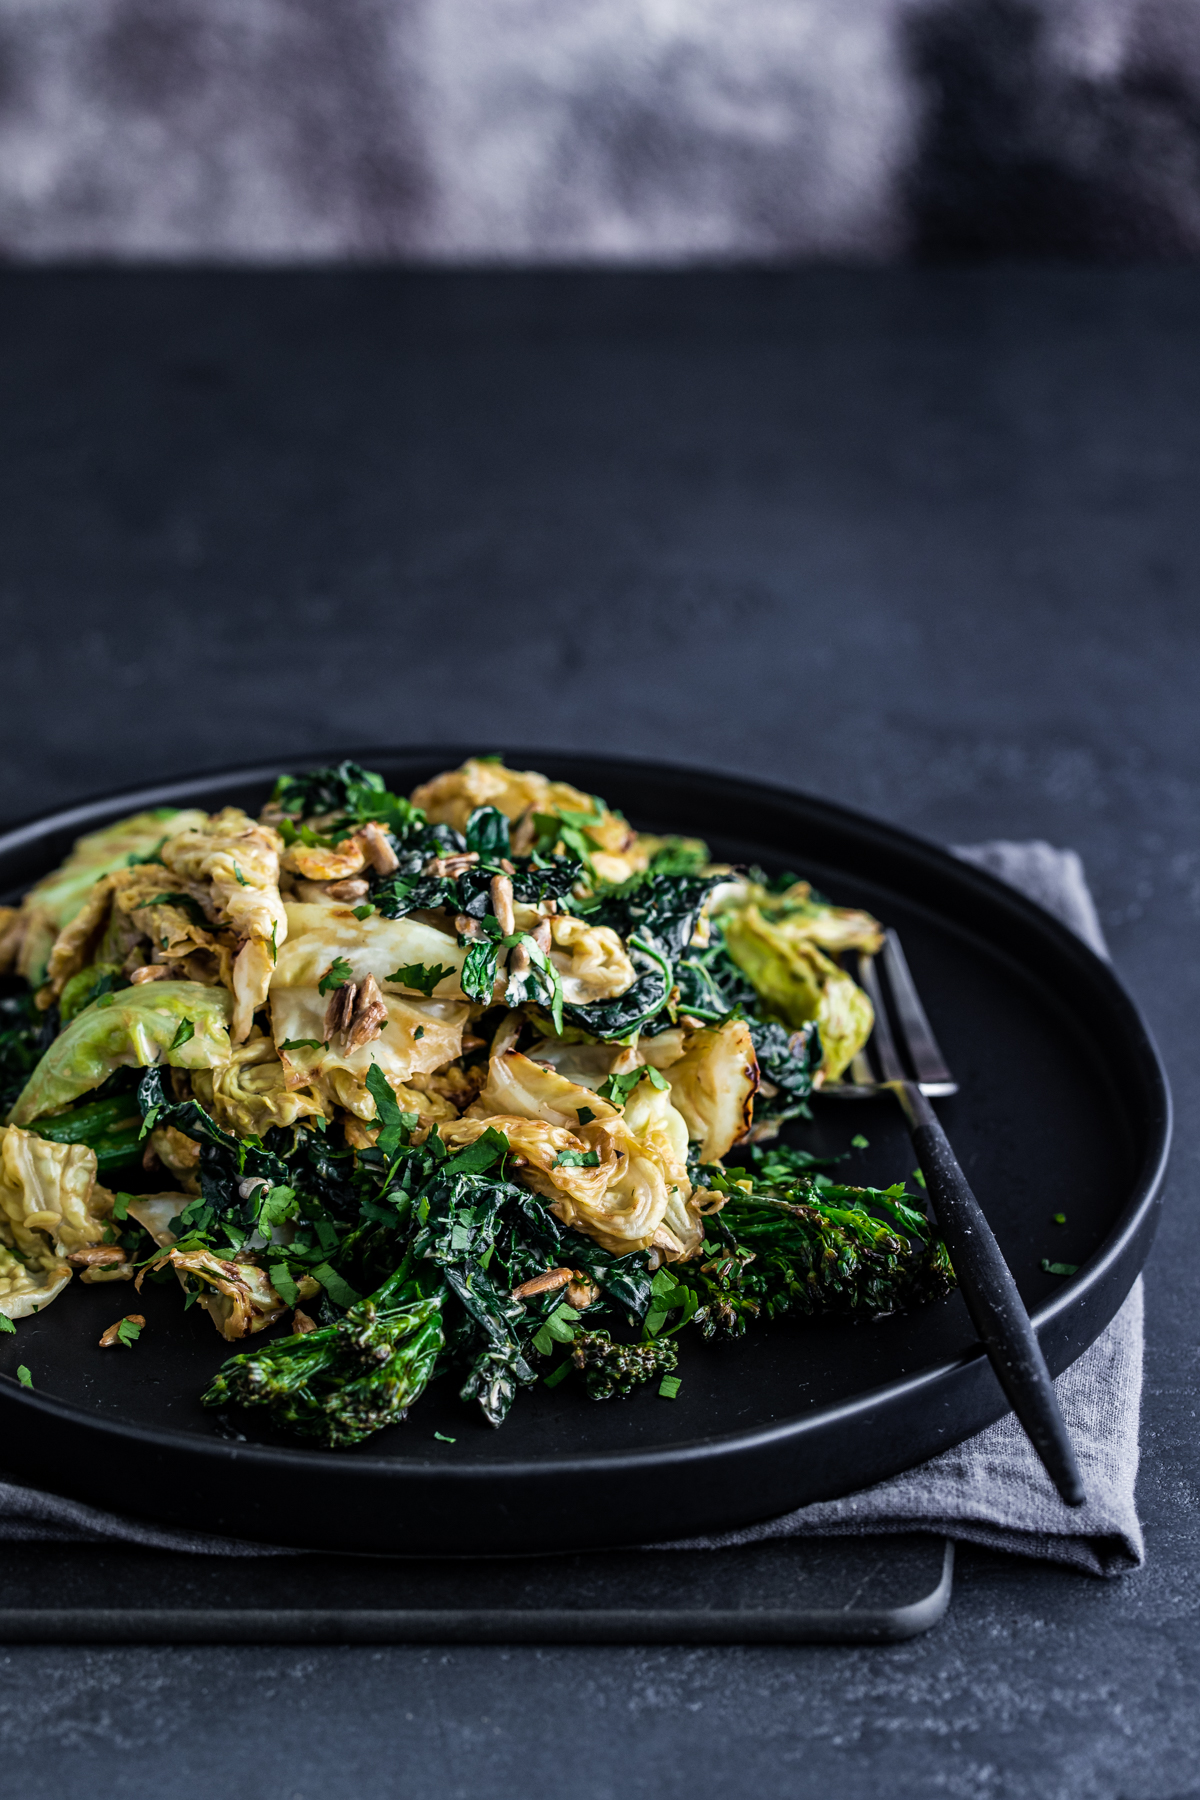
xmin=570 ymin=1331 xmax=678 ymax=1400
xmin=685 ymin=1170 xmax=955 ymax=1337
xmin=202 ymin=1261 xmax=444 ymax=1448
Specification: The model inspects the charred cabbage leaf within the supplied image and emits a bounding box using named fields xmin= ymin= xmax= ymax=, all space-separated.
xmin=9 ymin=981 xmax=233 ymax=1125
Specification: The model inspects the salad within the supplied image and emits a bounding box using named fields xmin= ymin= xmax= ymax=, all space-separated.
xmin=0 ymin=757 xmax=954 ymax=1444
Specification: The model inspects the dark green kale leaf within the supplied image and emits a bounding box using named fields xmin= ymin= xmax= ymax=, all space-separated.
xmin=581 ymin=872 xmax=721 ymax=961
xmin=273 ymin=761 xmax=382 ymax=822
xmin=0 ymin=982 xmax=52 ymax=1117
xmin=134 ymin=1067 xmax=336 ymax=1251
xmin=560 ymin=937 xmax=673 ymax=1041
xmin=672 ymin=935 xmax=757 ymax=1021
xmin=747 ymin=1018 xmax=822 ymax=1122
xmin=509 ymin=856 xmax=582 ymax=905
xmin=562 ymin=872 xmax=724 ymax=1040
xmin=464 ymin=805 xmax=510 ymax=859
xmin=271 ymin=761 xmax=422 ymax=841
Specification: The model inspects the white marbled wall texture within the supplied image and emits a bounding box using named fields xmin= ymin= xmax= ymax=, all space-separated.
xmin=0 ymin=0 xmax=1197 ymax=259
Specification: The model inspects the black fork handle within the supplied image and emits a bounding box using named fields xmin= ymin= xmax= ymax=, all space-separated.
xmin=895 ymin=1081 xmax=1087 ymax=1508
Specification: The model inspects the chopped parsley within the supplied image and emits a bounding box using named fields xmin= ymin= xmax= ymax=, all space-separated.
xmin=16 ymin=1364 xmax=32 ymax=1388
xmin=1041 ymin=1260 xmax=1079 ymax=1277
xmin=553 ymin=1148 xmax=601 ymax=1169
xmin=532 ymin=1303 xmax=581 ymax=1355
xmin=433 ymin=1431 xmax=457 ymax=1444
xmin=280 ymin=1037 xmax=327 ymax=1053
xmin=312 ymin=1263 xmax=361 ymax=1308
xmin=387 ymin=960 xmax=456 ymax=998
xmin=352 ymin=904 xmax=374 ymax=920
xmin=851 ymin=1134 xmax=869 ymax=1149
xmin=0 ymin=1315 xmax=14 ymax=1335
xmin=658 ymin=1374 xmax=682 ymax=1399
xmin=115 ymin=1317 xmax=143 ymax=1348
xmin=318 ymin=956 xmax=354 ymax=995
xmin=269 ymin=1263 xmax=299 ymax=1307
xmin=595 ymin=1065 xmax=669 ymax=1106
xmin=169 ymin=1018 xmax=195 ymax=1052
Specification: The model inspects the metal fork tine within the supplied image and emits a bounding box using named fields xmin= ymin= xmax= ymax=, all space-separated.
xmin=883 ymin=931 xmax=959 ymax=1097
xmin=856 ymin=953 xmax=906 ymax=1082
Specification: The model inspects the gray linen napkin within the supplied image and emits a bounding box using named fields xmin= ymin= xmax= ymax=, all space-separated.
xmin=0 ymin=842 xmax=1144 ymax=1574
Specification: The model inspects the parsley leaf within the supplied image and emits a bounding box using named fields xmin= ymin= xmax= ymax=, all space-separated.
xmin=169 ymin=1018 xmax=195 ymax=1052
xmin=447 ymin=1127 xmax=510 ymax=1175
xmin=115 ymin=1317 xmax=142 ymax=1348
xmin=0 ymin=1315 xmax=14 ymax=1335
xmin=269 ymin=1262 xmax=299 ymax=1307
xmin=595 ymin=1065 xmax=669 ymax=1106
xmin=433 ymin=1431 xmax=457 ymax=1444
xmin=318 ymin=956 xmax=354 ymax=995
xmin=532 ymin=1303 xmax=581 ymax=1355
xmin=387 ymin=960 xmax=456 ymax=998
xmin=575 ymin=1106 xmax=596 ymax=1125
xmin=280 ymin=1038 xmax=326 ymax=1053
xmin=851 ymin=1134 xmax=869 ymax=1149
xmin=553 ymin=1148 xmax=601 ymax=1169
xmin=312 ymin=1264 xmax=361 ymax=1308
xmin=1041 ymin=1260 xmax=1079 ymax=1276
xmin=365 ymin=1063 xmax=415 ymax=1157
xmin=658 ymin=1374 xmax=682 ymax=1399
xmin=352 ymin=904 xmax=374 ymax=921
xmin=16 ymin=1364 xmax=32 ymax=1388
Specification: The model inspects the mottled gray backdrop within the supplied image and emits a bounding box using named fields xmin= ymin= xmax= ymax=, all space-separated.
xmin=0 ymin=0 xmax=1198 ymax=259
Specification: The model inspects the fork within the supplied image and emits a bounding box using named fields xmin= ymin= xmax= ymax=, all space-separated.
xmin=823 ymin=929 xmax=1086 ymax=1509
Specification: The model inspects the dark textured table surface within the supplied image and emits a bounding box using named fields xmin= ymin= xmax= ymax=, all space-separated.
xmin=0 ymin=266 xmax=1197 ymax=1799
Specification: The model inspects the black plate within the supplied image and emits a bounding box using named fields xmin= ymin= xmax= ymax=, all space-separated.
xmin=0 ymin=751 xmax=1171 ymax=1555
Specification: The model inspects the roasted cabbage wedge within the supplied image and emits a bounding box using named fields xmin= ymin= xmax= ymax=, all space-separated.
xmin=0 ymin=757 xmax=954 ymax=1445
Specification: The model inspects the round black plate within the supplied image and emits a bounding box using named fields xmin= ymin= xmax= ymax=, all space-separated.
xmin=0 ymin=751 xmax=1171 ymax=1554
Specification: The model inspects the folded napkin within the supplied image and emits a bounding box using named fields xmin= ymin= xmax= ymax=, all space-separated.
xmin=0 ymin=842 xmax=1144 ymax=1575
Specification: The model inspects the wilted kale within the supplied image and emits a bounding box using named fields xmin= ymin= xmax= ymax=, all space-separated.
xmin=553 ymin=871 xmax=722 ymax=1041
xmin=192 ymin=1070 xmax=658 ymax=1437
xmin=747 ymin=1018 xmax=823 ymax=1122
xmin=272 ymin=761 xmax=422 ymax=839
xmin=580 ymin=871 xmax=721 ymax=962
xmin=0 ymin=983 xmax=54 ymax=1117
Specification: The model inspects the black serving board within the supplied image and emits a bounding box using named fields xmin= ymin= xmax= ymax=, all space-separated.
xmin=0 ymin=1536 xmax=954 ymax=1646
xmin=0 ymin=750 xmax=1171 ymax=1555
